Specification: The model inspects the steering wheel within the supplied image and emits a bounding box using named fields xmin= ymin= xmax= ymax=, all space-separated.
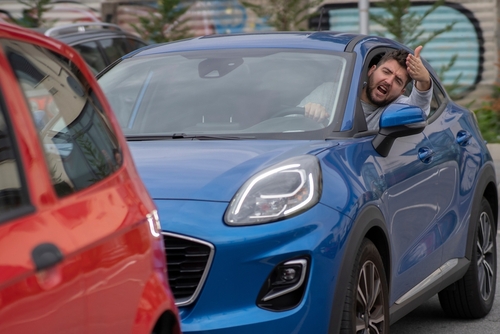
xmin=272 ymin=106 xmax=305 ymax=118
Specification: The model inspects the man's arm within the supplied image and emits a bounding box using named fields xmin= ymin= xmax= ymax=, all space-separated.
xmin=404 ymin=45 xmax=432 ymax=116
xmin=298 ymin=82 xmax=335 ymax=122
xmin=406 ymin=45 xmax=431 ymax=92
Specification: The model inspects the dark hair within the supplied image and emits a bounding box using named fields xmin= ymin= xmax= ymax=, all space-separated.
xmin=376 ymin=49 xmax=411 ymax=85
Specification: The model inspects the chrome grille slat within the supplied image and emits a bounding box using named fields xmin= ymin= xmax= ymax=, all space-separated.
xmin=163 ymin=232 xmax=215 ymax=307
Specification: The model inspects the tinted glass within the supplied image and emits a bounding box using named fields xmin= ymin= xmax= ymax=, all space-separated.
xmin=72 ymin=41 xmax=106 ymax=74
xmin=4 ymin=40 xmax=122 ymax=197
xmin=0 ymin=98 xmax=25 ymax=215
xmin=99 ymin=49 xmax=350 ymax=136
xmin=100 ymin=37 xmax=129 ymax=64
xmin=126 ymin=38 xmax=147 ymax=53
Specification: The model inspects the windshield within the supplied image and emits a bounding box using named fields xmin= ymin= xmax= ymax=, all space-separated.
xmin=99 ymin=48 xmax=350 ymax=137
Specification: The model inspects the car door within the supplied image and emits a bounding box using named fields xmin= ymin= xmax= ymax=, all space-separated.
xmin=0 ymin=41 xmax=86 ymax=333
xmin=371 ymin=130 xmax=444 ymax=304
xmin=421 ymin=79 xmax=479 ymax=263
xmin=359 ymin=48 xmax=445 ymax=305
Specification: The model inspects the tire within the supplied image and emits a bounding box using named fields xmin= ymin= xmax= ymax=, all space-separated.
xmin=438 ymin=197 xmax=497 ymax=318
xmin=340 ymin=238 xmax=389 ymax=334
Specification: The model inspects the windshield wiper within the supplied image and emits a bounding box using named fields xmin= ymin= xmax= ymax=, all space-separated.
xmin=126 ymin=133 xmax=255 ymax=141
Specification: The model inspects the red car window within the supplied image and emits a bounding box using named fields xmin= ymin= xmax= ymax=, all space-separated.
xmin=5 ymin=40 xmax=122 ymax=197
xmin=0 ymin=100 xmax=26 ymax=215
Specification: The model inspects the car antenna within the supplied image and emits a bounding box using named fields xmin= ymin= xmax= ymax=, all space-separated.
xmin=317 ymin=7 xmax=325 ymax=31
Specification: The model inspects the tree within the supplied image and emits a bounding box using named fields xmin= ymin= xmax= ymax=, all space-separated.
xmin=370 ymin=0 xmax=454 ymax=49
xmin=370 ymin=0 xmax=461 ymax=98
xmin=241 ymin=0 xmax=322 ymax=31
xmin=131 ymin=0 xmax=192 ymax=43
xmin=15 ymin=0 xmax=55 ymax=28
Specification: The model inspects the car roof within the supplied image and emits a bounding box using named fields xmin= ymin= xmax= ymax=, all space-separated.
xmin=43 ymin=22 xmax=144 ymax=45
xmin=0 ymin=21 xmax=76 ymax=53
xmin=128 ymin=31 xmax=390 ymax=58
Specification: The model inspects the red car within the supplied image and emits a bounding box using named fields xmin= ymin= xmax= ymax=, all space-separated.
xmin=0 ymin=22 xmax=181 ymax=334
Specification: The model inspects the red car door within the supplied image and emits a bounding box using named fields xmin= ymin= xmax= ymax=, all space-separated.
xmin=0 ymin=23 xmax=180 ymax=334
xmin=0 ymin=39 xmax=86 ymax=333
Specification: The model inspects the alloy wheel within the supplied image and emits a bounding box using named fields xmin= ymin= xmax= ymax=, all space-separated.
xmin=477 ymin=211 xmax=495 ymax=301
xmin=356 ymin=260 xmax=385 ymax=333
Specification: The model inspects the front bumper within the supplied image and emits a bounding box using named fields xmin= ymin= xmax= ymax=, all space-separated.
xmin=156 ymin=199 xmax=351 ymax=333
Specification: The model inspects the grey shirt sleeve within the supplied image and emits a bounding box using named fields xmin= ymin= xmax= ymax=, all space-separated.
xmin=297 ymin=82 xmax=337 ymax=112
xmin=395 ymin=81 xmax=433 ymax=117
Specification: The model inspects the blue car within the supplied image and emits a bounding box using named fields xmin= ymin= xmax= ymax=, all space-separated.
xmin=98 ymin=32 xmax=498 ymax=333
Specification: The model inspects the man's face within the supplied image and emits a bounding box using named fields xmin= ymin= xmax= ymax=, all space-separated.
xmin=365 ymin=59 xmax=409 ymax=107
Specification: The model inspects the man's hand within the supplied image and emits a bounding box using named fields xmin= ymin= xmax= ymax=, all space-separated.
xmin=305 ymin=102 xmax=329 ymax=122
xmin=406 ymin=45 xmax=431 ymax=91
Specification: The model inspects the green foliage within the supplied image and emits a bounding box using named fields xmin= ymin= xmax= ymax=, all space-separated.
xmin=474 ymin=106 xmax=500 ymax=143
xmin=15 ymin=0 xmax=56 ymax=28
xmin=370 ymin=0 xmax=454 ymax=49
xmin=241 ymin=0 xmax=322 ymax=31
xmin=473 ymin=86 xmax=500 ymax=143
xmin=131 ymin=0 xmax=192 ymax=43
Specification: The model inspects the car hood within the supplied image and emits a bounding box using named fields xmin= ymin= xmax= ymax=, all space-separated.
xmin=128 ymin=140 xmax=337 ymax=202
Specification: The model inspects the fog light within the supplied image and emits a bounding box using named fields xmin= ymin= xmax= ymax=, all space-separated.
xmin=282 ymin=268 xmax=296 ymax=281
xmin=257 ymin=258 xmax=309 ymax=311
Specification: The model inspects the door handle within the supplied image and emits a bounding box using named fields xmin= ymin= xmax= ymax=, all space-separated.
xmin=456 ymin=130 xmax=472 ymax=146
xmin=32 ymin=243 xmax=64 ymax=271
xmin=418 ymin=147 xmax=434 ymax=164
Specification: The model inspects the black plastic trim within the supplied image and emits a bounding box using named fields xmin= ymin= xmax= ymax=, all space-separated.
xmin=31 ymin=243 xmax=64 ymax=271
xmin=327 ymin=205 xmax=390 ymax=334
xmin=389 ymin=258 xmax=469 ymax=324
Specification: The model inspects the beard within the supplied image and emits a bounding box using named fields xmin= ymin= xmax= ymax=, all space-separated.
xmin=365 ymin=76 xmax=399 ymax=108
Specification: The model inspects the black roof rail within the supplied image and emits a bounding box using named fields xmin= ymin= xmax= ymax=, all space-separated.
xmin=44 ymin=22 xmax=124 ymax=37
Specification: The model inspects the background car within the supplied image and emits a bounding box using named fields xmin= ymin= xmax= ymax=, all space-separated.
xmin=0 ymin=22 xmax=180 ymax=334
xmin=43 ymin=22 xmax=148 ymax=74
xmin=97 ymin=32 xmax=498 ymax=333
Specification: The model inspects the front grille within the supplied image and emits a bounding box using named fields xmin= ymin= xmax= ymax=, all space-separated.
xmin=163 ymin=232 xmax=214 ymax=307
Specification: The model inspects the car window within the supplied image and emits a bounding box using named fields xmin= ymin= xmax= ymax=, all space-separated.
xmin=0 ymin=96 xmax=27 ymax=217
xmin=100 ymin=37 xmax=129 ymax=64
xmin=126 ymin=38 xmax=147 ymax=53
xmin=428 ymin=81 xmax=446 ymax=119
xmin=4 ymin=40 xmax=122 ymax=197
xmin=99 ymin=49 xmax=351 ymax=135
xmin=72 ymin=41 xmax=106 ymax=74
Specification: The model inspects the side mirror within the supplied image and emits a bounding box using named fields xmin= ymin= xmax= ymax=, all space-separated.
xmin=372 ymin=103 xmax=427 ymax=157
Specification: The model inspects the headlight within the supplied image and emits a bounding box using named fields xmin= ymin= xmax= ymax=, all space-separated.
xmin=225 ymin=155 xmax=322 ymax=226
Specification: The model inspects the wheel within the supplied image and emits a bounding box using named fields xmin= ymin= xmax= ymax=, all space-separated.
xmin=340 ymin=238 xmax=389 ymax=334
xmin=438 ymin=197 xmax=497 ymax=318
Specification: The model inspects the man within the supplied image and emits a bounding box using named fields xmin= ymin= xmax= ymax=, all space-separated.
xmin=301 ymin=46 xmax=432 ymax=130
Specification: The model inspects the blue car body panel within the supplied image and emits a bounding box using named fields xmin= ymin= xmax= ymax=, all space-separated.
xmin=129 ymin=140 xmax=337 ymax=202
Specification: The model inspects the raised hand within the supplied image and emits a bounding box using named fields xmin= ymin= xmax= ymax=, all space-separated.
xmin=406 ymin=45 xmax=431 ymax=91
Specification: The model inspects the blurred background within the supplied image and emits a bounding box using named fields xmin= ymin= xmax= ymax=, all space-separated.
xmin=1 ymin=0 xmax=499 ymax=141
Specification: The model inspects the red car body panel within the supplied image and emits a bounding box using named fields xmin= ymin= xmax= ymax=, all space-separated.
xmin=0 ymin=23 xmax=180 ymax=334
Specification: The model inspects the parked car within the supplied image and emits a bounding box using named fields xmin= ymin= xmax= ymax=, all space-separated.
xmin=44 ymin=22 xmax=148 ymax=74
xmin=0 ymin=22 xmax=180 ymax=334
xmin=97 ymin=32 xmax=498 ymax=333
